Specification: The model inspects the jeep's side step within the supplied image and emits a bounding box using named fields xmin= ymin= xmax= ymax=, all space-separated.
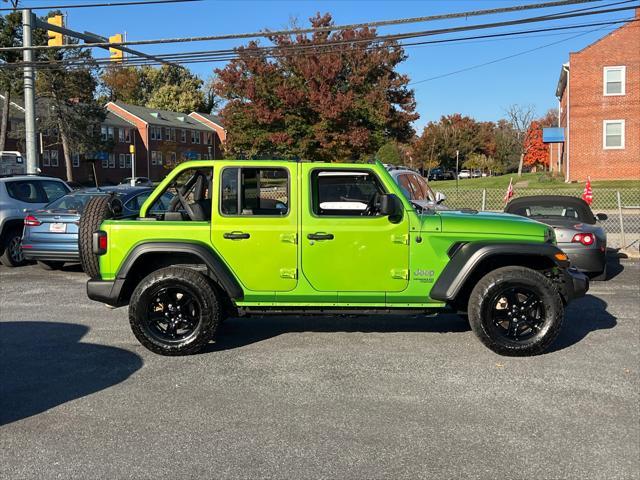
xmin=237 ymin=307 xmax=440 ymax=316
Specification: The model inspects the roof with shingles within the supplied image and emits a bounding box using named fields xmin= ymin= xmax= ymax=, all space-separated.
xmin=110 ymin=101 xmax=216 ymax=132
xmin=190 ymin=111 xmax=223 ymax=127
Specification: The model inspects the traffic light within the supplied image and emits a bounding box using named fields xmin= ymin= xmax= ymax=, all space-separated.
xmin=47 ymin=15 xmax=64 ymax=47
xmin=109 ymin=34 xmax=124 ymax=63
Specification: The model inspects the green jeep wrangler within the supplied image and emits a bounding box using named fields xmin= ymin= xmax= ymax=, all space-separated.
xmin=81 ymin=160 xmax=588 ymax=357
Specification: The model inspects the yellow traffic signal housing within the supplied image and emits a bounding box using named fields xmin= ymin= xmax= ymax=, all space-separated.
xmin=47 ymin=15 xmax=64 ymax=47
xmin=109 ymin=34 xmax=124 ymax=63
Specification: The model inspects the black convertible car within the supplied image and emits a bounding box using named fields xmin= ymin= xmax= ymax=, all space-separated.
xmin=505 ymin=195 xmax=608 ymax=278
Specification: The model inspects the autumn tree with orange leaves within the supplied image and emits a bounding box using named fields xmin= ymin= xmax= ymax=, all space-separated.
xmin=213 ymin=13 xmax=418 ymax=161
xmin=523 ymin=120 xmax=549 ymax=169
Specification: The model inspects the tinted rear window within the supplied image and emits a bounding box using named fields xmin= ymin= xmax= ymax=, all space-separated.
xmin=46 ymin=193 xmax=107 ymax=212
xmin=5 ymin=180 xmax=46 ymax=203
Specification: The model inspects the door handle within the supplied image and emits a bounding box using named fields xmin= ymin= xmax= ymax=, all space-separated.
xmin=223 ymin=232 xmax=250 ymax=240
xmin=307 ymin=232 xmax=334 ymax=241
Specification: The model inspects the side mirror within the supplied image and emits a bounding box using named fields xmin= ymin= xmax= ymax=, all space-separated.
xmin=596 ymin=213 xmax=608 ymax=221
xmin=435 ymin=191 xmax=447 ymax=204
xmin=379 ymin=194 xmax=403 ymax=217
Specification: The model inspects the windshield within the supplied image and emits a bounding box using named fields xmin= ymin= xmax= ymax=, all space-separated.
xmin=45 ymin=193 xmax=107 ymax=212
xmin=508 ymin=203 xmax=591 ymax=223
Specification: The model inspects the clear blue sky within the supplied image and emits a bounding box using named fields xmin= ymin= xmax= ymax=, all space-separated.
xmin=23 ymin=0 xmax=635 ymax=132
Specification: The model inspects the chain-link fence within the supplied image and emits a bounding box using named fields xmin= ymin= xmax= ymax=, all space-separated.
xmin=435 ymin=188 xmax=640 ymax=250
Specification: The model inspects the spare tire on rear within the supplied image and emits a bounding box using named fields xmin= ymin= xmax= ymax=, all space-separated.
xmin=79 ymin=195 xmax=113 ymax=278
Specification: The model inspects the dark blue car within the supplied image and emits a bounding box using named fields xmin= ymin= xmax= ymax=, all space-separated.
xmin=22 ymin=186 xmax=172 ymax=269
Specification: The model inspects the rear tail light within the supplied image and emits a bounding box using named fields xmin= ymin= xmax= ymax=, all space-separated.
xmin=93 ymin=231 xmax=108 ymax=255
xmin=24 ymin=215 xmax=41 ymax=226
xmin=571 ymin=233 xmax=595 ymax=246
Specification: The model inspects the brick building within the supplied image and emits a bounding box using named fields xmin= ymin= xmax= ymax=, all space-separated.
xmin=552 ymin=10 xmax=640 ymax=181
xmin=0 ymin=96 xmax=224 ymax=184
xmin=106 ymin=101 xmax=224 ymax=182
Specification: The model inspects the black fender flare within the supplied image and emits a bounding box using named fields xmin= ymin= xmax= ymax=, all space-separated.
xmin=430 ymin=241 xmax=567 ymax=302
xmin=117 ymin=241 xmax=243 ymax=301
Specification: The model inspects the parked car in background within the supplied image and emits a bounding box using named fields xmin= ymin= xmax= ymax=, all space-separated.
xmin=458 ymin=169 xmax=471 ymax=179
xmin=387 ymin=167 xmax=448 ymax=211
xmin=427 ymin=168 xmax=445 ymax=181
xmin=505 ymin=195 xmax=608 ymax=278
xmin=0 ymin=175 xmax=70 ymax=266
xmin=21 ymin=186 xmax=173 ymax=270
xmin=120 ymin=177 xmax=154 ymax=187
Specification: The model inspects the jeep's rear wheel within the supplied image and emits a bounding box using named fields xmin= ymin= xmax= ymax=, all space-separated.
xmin=79 ymin=196 xmax=112 ymax=278
xmin=129 ymin=267 xmax=221 ymax=356
xmin=468 ymin=266 xmax=563 ymax=356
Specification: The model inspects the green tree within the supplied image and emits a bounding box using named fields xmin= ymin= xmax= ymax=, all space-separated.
xmin=0 ymin=11 xmax=22 ymax=151
xmin=213 ymin=13 xmax=418 ymax=161
xmin=101 ymin=64 xmax=213 ymax=113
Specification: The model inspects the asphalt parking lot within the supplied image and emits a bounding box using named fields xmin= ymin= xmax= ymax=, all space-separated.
xmin=1 ymin=259 xmax=638 ymax=479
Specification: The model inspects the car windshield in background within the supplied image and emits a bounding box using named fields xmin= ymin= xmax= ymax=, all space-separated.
xmin=45 ymin=193 xmax=107 ymax=212
xmin=510 ymin=203 xmax=590 ymax=223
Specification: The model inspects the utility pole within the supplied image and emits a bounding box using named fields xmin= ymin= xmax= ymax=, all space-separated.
xmin=455 ymin=149 xmax=459 ymax=197
xmin=22 ymin=9 xmax=38 ymax=174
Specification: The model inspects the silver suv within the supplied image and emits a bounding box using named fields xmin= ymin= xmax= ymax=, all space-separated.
xmin=385 ymin=166 xmax=448 ymax=211
xmin=0 ymin=175 xmax=70 ymax=266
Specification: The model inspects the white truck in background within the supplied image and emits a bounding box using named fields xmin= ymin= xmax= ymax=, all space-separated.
xmin=0 ymin=151 xmax=25 ymax=176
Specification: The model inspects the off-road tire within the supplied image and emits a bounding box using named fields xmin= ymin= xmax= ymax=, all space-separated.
xmin=37 ymin=260 xmax=65 ymax=270
xmin=468 ymin=266 xmax=563 ymax=356
xmin=0 ymin=227 xmax=26 ymax=267
xmin=129 ymin=267 xmax=221 ymax=356
xmin=79 ymin=196 xmax=112 ymax=278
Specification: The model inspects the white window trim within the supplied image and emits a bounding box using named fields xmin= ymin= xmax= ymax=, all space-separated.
xmin=603 ymin=119 xmax=625 ymax=150
xmin=603 ymin=66 xmax=626 ymax=96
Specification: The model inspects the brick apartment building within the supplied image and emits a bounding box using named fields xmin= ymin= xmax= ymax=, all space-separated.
xmin=0 ymin=97 xmax=225 ymax=184
xmin=552 ymin=10 xmax=640 ymax=181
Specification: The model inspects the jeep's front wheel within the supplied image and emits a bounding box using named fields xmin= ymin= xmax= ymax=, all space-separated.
xmin=468 ymin=266 xmax=563 ymax=356
xmin=129 ymin=267 xmax=221 ymax=355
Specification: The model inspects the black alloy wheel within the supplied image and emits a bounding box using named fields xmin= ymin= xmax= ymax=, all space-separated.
xmin=145 ymin=286 xmax=202 ymax=344
xmin=486 ymin=286 xmax=546 ymax=342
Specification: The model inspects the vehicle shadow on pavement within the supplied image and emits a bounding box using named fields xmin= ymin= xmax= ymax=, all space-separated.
xmin=205 ymin=313 xmax=470 ymax=353
xmin=603 ymin=254 xmax=625 ymax=281
xmin=549 ymin=295 xmax=616 ymax=353
xmin=0 ymin=321 xmax=143 ymax=426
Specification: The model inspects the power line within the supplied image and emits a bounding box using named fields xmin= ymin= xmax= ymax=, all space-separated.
xmin=89 ymin=18 xmax=640 ymax=66
xmin=409 ymin=21 xmax=622 ymax=86
xmin=0 ymin=0 xmax=617 ymax=52
xmin=4 ymin=16 xmax=634 ymax=70
xmin=0 ymin=0 xmax=201 ymax=12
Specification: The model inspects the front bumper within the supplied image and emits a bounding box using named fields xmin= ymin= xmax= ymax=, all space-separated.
xmin=87 ymin=278 xmax=125 ymax=307
xmin=559 ymin=267 xmax=589 ymax=303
